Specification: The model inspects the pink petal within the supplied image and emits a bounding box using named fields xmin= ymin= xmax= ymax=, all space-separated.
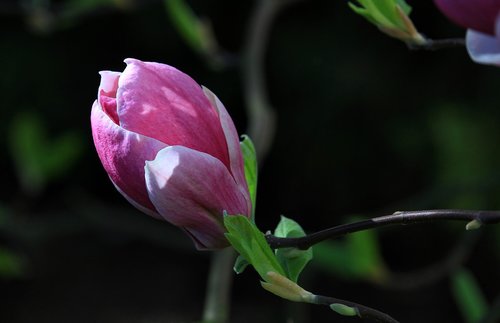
xmin=116 ymin=58 xmax=230 ymax=169
xmin=91 ymin=100 xmax=167 ymax=216
xmin=144 ymin=146 xmax=250 ymax=249
xmin=202 ymin=87 xmax=251 ymax=211
xmin=434 ymin=0 xmax=500 ymax=35
xmin=466 ymin=16 xmax=500 ymax=66
xmin=98 ymin=71 xmax=121 ymax=124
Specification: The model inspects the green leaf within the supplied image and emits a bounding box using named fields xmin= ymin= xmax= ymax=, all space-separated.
xmin=165 ymin=0 xmax=209 ymax=54
xmin=224 ymin=214 xmax=284 ymax=281
xmin=451 ymin=268 xmax=489 ymax=323
xmin=274 ymin=216 xmax=313 ymax=282
xmin=348 ymin=0 xmax=422 ymax=43
xmin=396 ymin=0 xmax=412 ymax=14
xmin=240 ymin=135 xmax=258 ymax=220
xmin=313 ymin=218 xmax=387 ymax=282
xmin=233 ymin=255 xmax=250 ymax=274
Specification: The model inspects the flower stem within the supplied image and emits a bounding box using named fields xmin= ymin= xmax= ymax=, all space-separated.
xmin=201 ymin=248 xmax=236 ymax=323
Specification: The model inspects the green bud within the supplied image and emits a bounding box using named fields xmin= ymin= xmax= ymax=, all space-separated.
xmin=330 ymin=303 xmax=360 ymax=317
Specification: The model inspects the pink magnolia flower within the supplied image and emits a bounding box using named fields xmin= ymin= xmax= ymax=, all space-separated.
xmin=91 ymin=58 xmax=251 ymax=250
xmin=434 ymin=0 xmax=500 ymax=65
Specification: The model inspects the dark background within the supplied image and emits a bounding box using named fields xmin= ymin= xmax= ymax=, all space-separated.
xmin=1 ymin=0 xmax=500 ymax=322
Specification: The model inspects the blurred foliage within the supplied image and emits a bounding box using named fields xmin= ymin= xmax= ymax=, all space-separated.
xmin=164 ymin=0 xmax=215 ymax=58
xmin=451 ymin=268 xmax=489 ymax=323
xmin=1 ymin=0 xmax=500 ymax=322
xmin=429 ymin=104 xmax=500 ymax=209
xmin=0 ymin=247 xmax=24 ymax=279
xmin=8 ymin=112 xmax=83 ymax=195
xmin=313 ymin=217 xmax=387 ymax=283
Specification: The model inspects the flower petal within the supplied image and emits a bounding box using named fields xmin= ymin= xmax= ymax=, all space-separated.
xmin=144 ymin=146 xmax=250 ymax=249
xmin=434 ymin=0 xmax=500 ymax=35
xmin=91 ymin=100 xmax=167 ymax=216
xmin=98 ymin=71 xmax=121 ymax=124
xmin=466 ymin=29 xmax=500 ymax=66
xmin=116 ymin=58 xmax=230 ymax=168
xmin=202 ymin=86 xmax=251 ymax=211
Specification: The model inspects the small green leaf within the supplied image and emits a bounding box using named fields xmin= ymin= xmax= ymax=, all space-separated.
xmin=240 ymin=135 xmax=258 ymax=220
xmin=348 ymin=0 xmax=423 ymax=44
xmin=234 ymin=255 xmax=249 ymax=274
xmin=274 ymin=216 xmax=313 ymax=282
xmin=224 ymin=215 xmax=284 ymax=281
xmin=451 ymin=268 xmax=488 ymax=323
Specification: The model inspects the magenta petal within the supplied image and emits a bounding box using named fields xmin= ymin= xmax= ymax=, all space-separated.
xmin=91 ymin=100 xmax=167 ymax=215
xmin=202 ymin=87 xmax=251 ymax=210
xmin=116 ymin=58 xmax=230 ymax=168
xmin=98 ymin=71 xmax=121 ymax=124
xmin=434 ymin=0 xmax=500 ymax=35
xmin=144 ymin=146 xmax=250 ymax=249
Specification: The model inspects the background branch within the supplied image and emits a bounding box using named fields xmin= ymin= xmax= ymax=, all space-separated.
xmin=381 ymin=231 xmax=479 ymax=290
xmin=201 ymin=248 xmax=235 ymax=323
xmin=243 ymin=0 xmax=300 ymax=161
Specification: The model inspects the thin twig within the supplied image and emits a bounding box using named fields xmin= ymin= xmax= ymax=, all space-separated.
xmin=266 ymin=209 xmax=500 ymax=250
xmin=407 ymin=37 xmax=465 ymax=51
xmin=312 ymin=294 xmax=400 ymax=323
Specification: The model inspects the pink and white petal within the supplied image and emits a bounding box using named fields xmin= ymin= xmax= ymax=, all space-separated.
xmin=466 ymin=29 xmax=500 ymax=66
xmin=144 ymin=146 xmax=250 ymax=249
xmin=116 ymin=58 xmax=230 ymax=168
xmin=202 ymin=86 xmax=250 ymax=208
xmin=98 ymin=71 xmax=121 ymax=124
xmin=91 ymin=100 xmax=167 ymax=214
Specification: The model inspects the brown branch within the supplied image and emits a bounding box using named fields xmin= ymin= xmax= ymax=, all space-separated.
xmin=407 ymin=38 xmax=465 ymax=51
xmin=266 ymin=209 xmax=500 ymax=250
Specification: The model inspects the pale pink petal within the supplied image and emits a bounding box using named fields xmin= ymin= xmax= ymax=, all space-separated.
xmin=116 ymin=58 xmax=230 ymax=168
xmin=202 ymin=86 xmax=251 ymax=212
xmin=144 ymin=146 xmax=250 ymax=249
xmin=91 ymin=100 xmax=167 ymax=214
xmin=98 ymin=71 xmax=121 ymax=124
xmin=466 ymin=29 xmax=500 ymax=66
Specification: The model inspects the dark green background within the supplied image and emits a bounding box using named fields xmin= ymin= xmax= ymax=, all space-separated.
xmin=1 ymin=0 xmax=499 ymax=322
